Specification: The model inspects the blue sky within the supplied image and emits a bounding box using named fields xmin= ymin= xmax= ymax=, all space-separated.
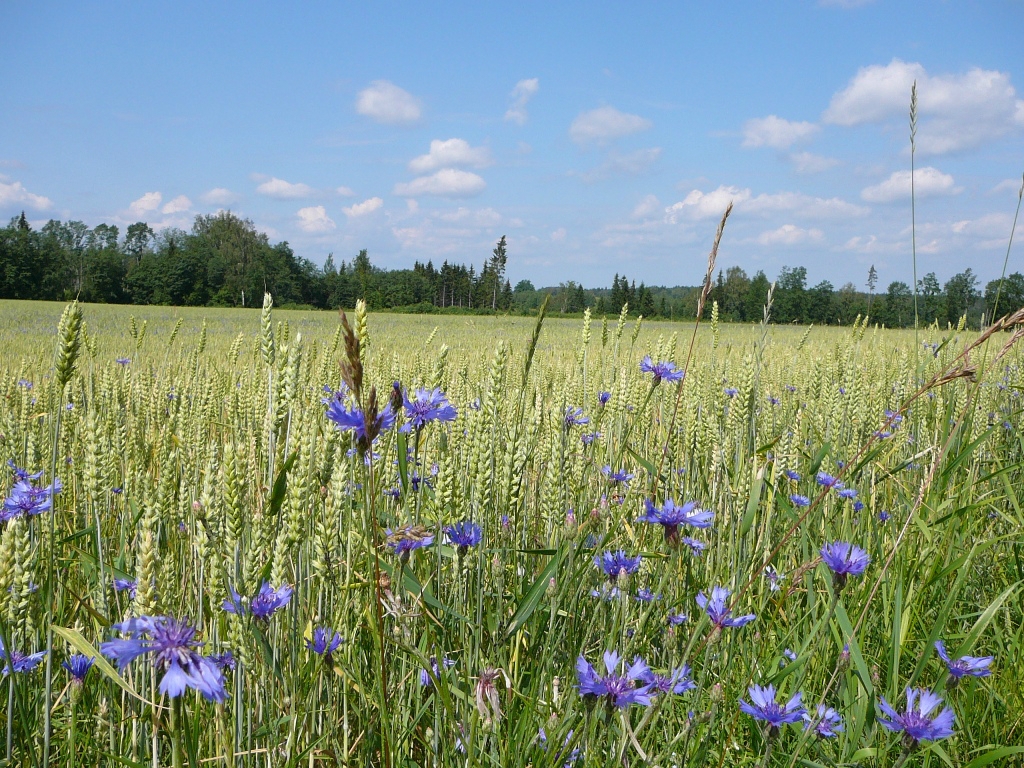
xmin=2 ymin=1 xmax=1023 ymax=290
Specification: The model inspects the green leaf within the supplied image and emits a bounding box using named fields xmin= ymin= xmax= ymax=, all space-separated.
xmin=741 ymin=469 xmax=764 ymax=536
xmin=397 ymin=429 xmax=409 ymax=493
xmin=52 ymin=626 xmax=157 ymax=708
xmin=808 ymin=443 xmax=830 ymax=478
xmin=833 ymin=601 xmax=873 ymax=696
xmin=962 ymin=746 xmax=1024 ymax=768
xmin=956 ymin=580 xmax=1020 ymax=657
xmin=505 ymin=548 xmax=564 ymax=638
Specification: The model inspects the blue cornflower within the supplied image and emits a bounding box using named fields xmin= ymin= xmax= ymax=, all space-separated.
xmin=325 ymin=398 xmax=397 ymax=442
xmin=580 ymin=431 xmax=602 ymax=446
xmin=667 ymin=612 xmax=688 ymax=626
xmin=596 ymin=551 xmax=642 ymax=583
xmin=16 ymin=379 xmax=32 ymax=389
xmin=782 ymin=648 xmax=797 ymax=664
xmin=837 ymin=488 xmax=858 ymax=500
xmin=790 ymin=494 xmax=810 ymax=507
xmin=681 ymin=537 xmax=706 ymax=556
xmin=403 ymin=388 xmax=457 ymax=429
xmin=878 ymin=510 xmax=891 ymax=524
xmin=785 ymin=384 xmax=796 ymax=392
xmin=537 ymin=727 xmax=581 ymax=767
xmin=639 ymin=356 xmax=684 ymax=385
xmin=445 ymin=521 xmax=482 ymax=554
xmin=784 ymin=469 xmax=801 ymax=481
xmin=639 ymin=498 xmax=713 ymax=545
xmin=884 ymin=409 xmax=903 ymax=427
xmin=853 ymin=500 xmax=865 ymax=512
xmin=816 ymin=472 xmax=844 ymax=490
xmin=635 ymin=588 xmax=661 ymax=603
xmin=113 ymin=578 xmax=138 ymax=599
xmin=222 ymin=582 xmax=293 ymax=620
xmin=804 ymin=705 xmax=844 ymax=738
xmin=564 ymin=406 xmax=589 ymax=429
xmin=419 ymin=655 xmax=455 ymax=688
xmin=386 ymin=526 xmax=435 ymax=559
xmin=696 ymin=586 xmax=755 ymax=629
xmin=6 ymin=462 xmax=41 ymax=482
xmin=0 ymin=639 xmax=46 ymax=675
xmin=101 ymin=616 xmax=226 ymax=701
xmin=739 ymin=685 xmax=807 ymax=731
xmin=62 ymin=654 xmax=94 ymax=683
xmin=643 ymin=665 xmax=695 ymax=696
xmin=877 ymin=688 xmax=955 ymax=744
xmin=306 ymin=627 xmax=343 ymax=660
xmin=2 ymin=477 xmax=62 ymax=521
xmin=576 ymin=651 xmax=654 ymax=709
xmin=598 ymin=391 xmax=611 ymax=406
xmin=934 ymin=640 xmax=992 ymax=683
xmin=768 ymin=395 xmax=781 ymax=406
xmin=765 ymin=566 xmax=785 ymax=592
xmin=724 ymin=387 xmax=739 ymax=398
xmin=210 ymin=652 xmax=236 ymax=671
xmin=601 ymin=466 xmax=634 ymax=485
xmin=115 ymin=357 xmax=131 ymax=366
xmin=820 ymin=541 xmax=870 ymax=588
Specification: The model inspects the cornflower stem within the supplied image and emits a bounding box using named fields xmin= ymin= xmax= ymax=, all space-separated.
xmin=42 ymin=390 xmax=66 ymax=768
xmin=892 ymin=745 xmax=913 ymax=768
xmin=170 ymin=698 xmax=182 ymax=768
xmin=758 ymin=729 xmax=777 ymax=768
xmin=68 ymin=697 xmax=76 ymax=768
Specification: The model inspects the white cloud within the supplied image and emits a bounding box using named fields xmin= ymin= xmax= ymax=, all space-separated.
xmin=343 ymin=197 xmax=383 ymax=218
xmin=0 ymin=179 xmax=52 ymax=210
xmin=632 ymin=194 xmax=662 ymax=219
xmin=355 ymin=80 xmax=421 ymax=124
xmin=666 ymin=186 xmax=750 ymax=222
xmin=551 ymin=227 xmax=567 ymax=242
xmin=824 ymin=59 xmax=1024 ymax=154
xmin=200 ymin=187 xmax=238 ymax=205
xmin=128 ymin=191 xmax=162 ymax=217
xmin=951 ymin=212 xmax=1013 ymax=237
xmin=436 ymin=207 xmax=502 ymax=226
xmin=667 ymin=185 xmax=868 ymax=222
xmin=393 ymin=169 xmax=486 ymax=198
xmin=578 ymin=148 xmax=662 ymax=182
xmin=742 ymin=115 xmax=819 ymax=149
xmin=161 ymin=195 xmax=191 ymax=214
xmin=789 ymin=152 xmax=840 ymax=174
xmin=990 ymin=178 xmax=1023 ymax=196
xmin=408 ymin=138 xmax=493 ymax=174
xmin=860 ymin=167 xmax=959 ymax=203
xmin=505 ymin=78 xmax=539 ymax=125
xmin=757 ymin=224 xmax=824 ymax=246
xmin=256 ymin=177 xmax=315 ymax=199
xmin=296 ymin=206 xmax=336 ymax=233
xmin=406 ymin=199 xmax=419 ymax=213
xmin=569 ymin=106 xmax=651 ymax=145
xmin=336 ymin=186 xmax=355 ymax=197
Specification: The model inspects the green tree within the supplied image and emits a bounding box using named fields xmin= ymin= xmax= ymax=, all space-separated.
xmin=883 ymin=281 xmax=913 ymax=327
xmin=984 ymin=273 xmax=1024 ymax=321
xmin=944 ymin=269 xmax=980 ymax=327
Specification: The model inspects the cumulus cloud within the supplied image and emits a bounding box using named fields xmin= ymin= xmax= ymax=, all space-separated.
xmin=0 ymin=179 xmax=52 ymax=210
xmin=161 ymin=195 xmax=191 ymax=214
xmin=355 ymin=80 xmax=421 ymax=124
xmin=296 ymin=206 xmax=336 ymax=233
xmin=789 ymin=152 xmax=840 ymax=174
xmin=666 ymin=185 xmax=868 ymax=222
xmin=569 ymin=106 xmax=651 ymax=146
xmin=393 ymin=169 xmax=486 ymax=198
xmin=860 ymin=167 xmax=959 ymax=203
xmin=632 ymin=194 xmax=662 ymax=219
xmin=128 ymin=191 xmax=162 ymax=217
xmin=990 ymin=178 xmax=1023 ymax=196
xmin=666 ymin=186 xmax=750 ymax=222
xmin=409 ymin=138 xmax=493 ymax=174
xmin=742 ymin=115 xmax=819 ymax=149
xmin=200 ymin=188 xmax=238 ymax=205
xmin=578 ymin=148 xmax=662 ymax=182
xmin=436 ymin=207 xmax=501 ymax=226
xmin=505 ymin=78 xmax=539 ymax=125
xmin=256 ymin=177 xmax=315 ymax=199
xmin=343 ymin=197 xmax=383 ymax=218
xmin=757 ymin=224 xmax=824 ymax=246
xmin=824 ymin=59 xmax=1024 ymax=154
xmin=336 ymin=186 xmax=356 ymax=196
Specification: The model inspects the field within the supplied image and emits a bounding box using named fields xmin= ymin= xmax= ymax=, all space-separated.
xmin=0 ymin=298 xmax=1022 ymax=767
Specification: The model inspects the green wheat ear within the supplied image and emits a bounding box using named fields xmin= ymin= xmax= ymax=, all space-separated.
xmin=53 ymin=301 xmax=84 ymax=390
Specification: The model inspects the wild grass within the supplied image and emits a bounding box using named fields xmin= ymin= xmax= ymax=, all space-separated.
xmin=0 ymin=294 xmax=1022 ymax=768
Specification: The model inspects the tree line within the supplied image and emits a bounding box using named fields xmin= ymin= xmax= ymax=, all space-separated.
xmin=2 ymin=210 xmax=1020 ymax=327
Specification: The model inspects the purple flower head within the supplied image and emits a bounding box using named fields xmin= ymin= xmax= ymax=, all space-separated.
xmin=62 ymin=654 xmax=94 ymax=683
xmin=101 ymin=616 xmax=226 ymax=701
xmin=580 ymin=431 xmax=602 ymax=446
xmin=445 ymin=521 xmax=482 ymax=553
xmin=564 ymin=406 xmax=589 ymax=429
xmin=784 ymin=469 xmax=801 ymax=482
xmin=403 ymin=387 xmax=457 ymax=430
xmin=790 ymin=494 xmax=811 ymax=507
xmin=782 ymin=648 xmax=797 ymax=664
xmin=639 ymin=498 xmax=713 ymax=545
xmin=16 ymin=379 xmax=32 ymax=389
xmin=601 ymin=466 xmax=634 ymax=485
xmin=596 ymin=551 xmax=642 ymax=583
xmin=696 ymin=586 xmax=755 ymax=629
xmin=0 ymin=638 xmax=46 ymax=676
xmin=325 ymin=398 xmax=397 ymax=442
xmin=739 ymin=685 xmax=807 ymax=731
xmin=386 ymin=526 xmax=435 ymax=559
xmin=115 ymin=357 xmax=131 ymax=366
xmin=853 ymin=500 xmax=865 ymax=512
xmin=113 ymin=578 xmax=137 ymax=599
xmin=667 ymin=612 xmax=688 ymax=626
xmin=877 ymin=688 xmax=955 ymax=745
xmin=820 ymin=541 xmax=870 ymax=589
xmin=642 ymin=665 xmax=695 ymax=696
xmin=768 ymin=395 xmax=781 ymax=406
xmin=598 ymin=391 xmax=612 ymax=406
xmin=681 ymin=537 xmax=706 ymax=556
xmin=765 ymin=566 xmax=785 ymax=592
xmin=210 ymin=652 xmax=235 ymax=671
xmin=878 ymin=510 xmax=891 ymax=523
xmin=804 ymin=705 xmax=844 ymax=738
xmin=419 ymin=655 xmax=455 ymax=688
xmin=816 ymin=472 xmax=844 ymax=490
xmin=639 ymin=356 xmax=684 ymax=385
xmin=934 ymin=640 xmax=992 ymax=683
xmin=307 ymin=627 xmax=343 ymax=660
xmin=724 ymin=387 xmax=739 ymax=398
xmin=837 ymin=488 xmax=858 ymax=500
xmin=6 ymin=462 xmax=41 ymax=482
xmin=576 ymin=651 xmax=654 ymax=709
xmin=2 ymin=477 xmax=62 ymax=520
xmin=635 ymin=588 xmax=661 ymax=603
xmin=223 ymin=582 xmax=292 ymax=620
